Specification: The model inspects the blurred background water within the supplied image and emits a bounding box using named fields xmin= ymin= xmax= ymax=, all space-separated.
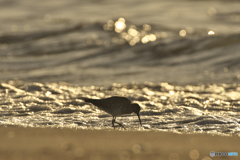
xmin=0 ymin=0 xmax=240 ymax=135
xmin=0 ymin=0 xmax=240 ymax=85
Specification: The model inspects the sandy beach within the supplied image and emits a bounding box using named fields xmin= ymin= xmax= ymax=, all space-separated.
xmin=0 ymin=126 xmax=239 ymax=160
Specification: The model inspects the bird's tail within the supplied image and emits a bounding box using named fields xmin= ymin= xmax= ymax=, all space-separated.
xmin=78 ymin=97 xmax=92 ymax=102
xmin=78 ymin=97 xmax=101 ymax=104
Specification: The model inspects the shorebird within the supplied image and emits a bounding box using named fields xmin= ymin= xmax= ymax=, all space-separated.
xmin=79 ymin=96 xmax=142 ymax=129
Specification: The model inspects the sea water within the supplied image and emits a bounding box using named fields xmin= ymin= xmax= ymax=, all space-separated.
xmin=0 ymin=81 xmax=240 ymax=136
xmin=0 ymin=0 xmax=240 ymax=136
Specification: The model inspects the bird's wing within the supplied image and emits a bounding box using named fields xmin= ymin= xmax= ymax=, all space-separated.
xmin=106 ymin=96 xmax=131 ymax=104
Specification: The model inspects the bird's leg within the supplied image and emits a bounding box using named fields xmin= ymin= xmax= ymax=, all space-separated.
xmin=112 ymin=117 xmax=115 ymax=129
xmin=114 ymin=118 xmax=126 ymax=130
xmin=112 ymin=117 xmax=125 ymax=129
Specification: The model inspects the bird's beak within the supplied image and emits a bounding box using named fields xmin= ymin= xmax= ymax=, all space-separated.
xmin=137 ymin=113 xmax=142 ymax=126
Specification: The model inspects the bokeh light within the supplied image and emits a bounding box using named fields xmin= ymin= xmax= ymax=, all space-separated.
xmin=141 ymin=34 xmax=156 ymax=44
xmin=141 ymin=36 xmax=148 ymax=44
xmin=189 ymin=150 xmax=199 ymax=160
xmin=168 ymin=152 xmax=179 ymax=160
xmin=207 ymin=7 xmax=217 ymax=16
xmin=103 ymin=17 xmax=162 ymax=46
xmin=179 ymin=29 xmax=187 ymax=37
xmin=115 ymin=18 xmax=126 ymax=33
xmin=103 ymin=20 xmax=114 ymax=31
xmin=132 ymin=144 xmax=141 ymax=153
xmin=208 ymin=30 xmax=215 ymax=35
xmin=142 ymin=24 xmax=151 ymax=31
xmin=128 ymin=28 xmax=140 ymax=37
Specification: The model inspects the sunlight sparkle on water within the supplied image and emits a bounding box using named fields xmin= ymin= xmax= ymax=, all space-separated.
xmin=103 ymin=18 xmax=159 ymax=46
xmin=103 ymin=20 xmax=114 ymax=31
xmin=169 ymin=91 xmax=175 ymax=95
xmin=128 ymin=28 xmax=140 ymax=37
xmin=45 ymin=91 xmax=51 ymax=96
xmin=2 ymin=78 xmax=240 ymax=135
xmin=207 ymin=7 xmax=217 ymax=16
xmin=179 ymin=29 xmax=187 ymax=37
xmin=141 ymin=36 xmax=148 ymax=44
xmin=114 ymin=18 xmax=126 ymax=33
xmin=161 ymin=96 xmax=167 ymax=100
xmin=155 ymin=31 xmax=168 ymax=39
xmin=142 ymin=24 xmax=151 ymax=31
xmin=141 ymin=34 xmax=156 ymax=44
xmin=208 ymin=30 xmax=215 ymax=35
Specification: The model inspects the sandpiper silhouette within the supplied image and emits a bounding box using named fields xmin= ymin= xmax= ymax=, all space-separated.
xmin=80 ymin=96 xmax=142 ymax=129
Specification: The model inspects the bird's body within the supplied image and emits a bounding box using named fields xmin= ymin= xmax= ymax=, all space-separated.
xmin=80 ymin=96 xmax=142 ymax=128
xmin=83 ymin=96 xmax=133 ymax=116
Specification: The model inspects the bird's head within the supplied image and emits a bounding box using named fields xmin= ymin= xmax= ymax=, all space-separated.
xmin=131 ymin=103 xmax=141 ymax=113
xmin=131 ymin=103 xmax=142 ymax=126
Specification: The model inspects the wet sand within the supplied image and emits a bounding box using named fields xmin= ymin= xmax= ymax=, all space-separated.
xmin=0 ymin=127 xmax=239 ymax=160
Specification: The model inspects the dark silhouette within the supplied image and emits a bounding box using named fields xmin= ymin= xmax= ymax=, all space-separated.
xmin=80 ymin=96 xmax=142 ymax=129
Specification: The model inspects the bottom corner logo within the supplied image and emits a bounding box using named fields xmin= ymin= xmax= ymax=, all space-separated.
xmin=210 ymin=151 xmax=215 ymax=157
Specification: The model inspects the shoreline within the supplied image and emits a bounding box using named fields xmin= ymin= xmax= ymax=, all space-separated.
xmin=1 ymin=126 xmax=239 ymax=160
